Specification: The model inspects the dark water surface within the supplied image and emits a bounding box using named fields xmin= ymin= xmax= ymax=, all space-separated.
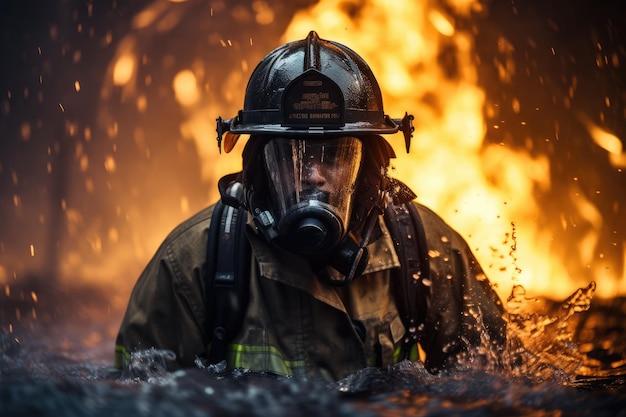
xmin=1 ymin=283 xmax=625 ymax=416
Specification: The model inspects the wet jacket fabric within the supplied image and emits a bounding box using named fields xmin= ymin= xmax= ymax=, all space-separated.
xmin=115 ymin=201 xmax=506 ymax=381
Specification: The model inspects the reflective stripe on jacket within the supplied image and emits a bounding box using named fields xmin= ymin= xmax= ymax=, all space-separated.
xmin=115 ymin=201 xmax=505 ymax=380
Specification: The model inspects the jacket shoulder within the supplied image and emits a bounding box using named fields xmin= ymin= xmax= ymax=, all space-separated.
xmin=410 ymin=201 xmax=451 ymax=233
xmin=409 ymin=201 xmax=470 ymax=250
xmin=115 ymin=204 xmax=218 ymax=368
xmin=147 ymin=204 xmax=218 ymax=279
xmin=163 ymin=204 xmax=216 ymax=242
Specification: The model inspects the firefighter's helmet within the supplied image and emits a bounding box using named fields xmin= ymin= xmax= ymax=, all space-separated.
xmin=217 ymin=31 xmax=413 ymax=153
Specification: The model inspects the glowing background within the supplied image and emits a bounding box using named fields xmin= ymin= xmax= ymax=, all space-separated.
xmin=1 ymin=0 xmax=624 ymax=319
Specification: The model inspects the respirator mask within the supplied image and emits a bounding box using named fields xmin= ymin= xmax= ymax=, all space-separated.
xmin=260 ymin=136 xmax=362 ymax=257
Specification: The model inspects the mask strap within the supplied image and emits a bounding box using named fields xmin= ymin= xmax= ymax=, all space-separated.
xmin=323 ymin=191 xmax=387 ymax=286
xmin=342 ymin=204 xmax=382 ymax=284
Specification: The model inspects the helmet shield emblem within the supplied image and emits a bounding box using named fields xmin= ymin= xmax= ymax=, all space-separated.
xmin=281 ymin=69 xmax=345 ymax=129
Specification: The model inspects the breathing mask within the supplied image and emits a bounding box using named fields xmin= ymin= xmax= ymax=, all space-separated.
xmin=260 ymin=136 xmax=362 ymax=256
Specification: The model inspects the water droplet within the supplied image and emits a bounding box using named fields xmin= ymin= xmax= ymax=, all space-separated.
xmin=428 ymin=250 xmax=440 ymax=258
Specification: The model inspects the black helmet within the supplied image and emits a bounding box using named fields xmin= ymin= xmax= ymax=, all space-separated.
xmin=217 ymin=31 xmax=413 ymax=152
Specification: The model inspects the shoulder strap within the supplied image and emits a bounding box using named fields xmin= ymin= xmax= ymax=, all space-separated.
xmin=205 ymin=196 xmax=251 ymax=365
xmin=384 ymin=202 xmax=431 ymax=360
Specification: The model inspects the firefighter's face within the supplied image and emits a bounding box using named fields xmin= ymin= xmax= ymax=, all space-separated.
xmin=263 ymin=137 xmax=362 ymax=206
xmin=298 ymin=141 xmax=355 ymax=196
xmin=261 ymin=137 xmax=363 ymax=255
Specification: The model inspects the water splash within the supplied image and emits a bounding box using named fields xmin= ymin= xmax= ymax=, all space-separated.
xmin=504 ymin=282 xmax=597 ymax=382
xmin=120 ymin=348 xmax=176 ymax=382
xmin=1 ymin=278 xmax=625 ymax=416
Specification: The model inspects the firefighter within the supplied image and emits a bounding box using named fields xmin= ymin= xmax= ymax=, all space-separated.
xmin=115 ymin=31 xmax=507 ymax=381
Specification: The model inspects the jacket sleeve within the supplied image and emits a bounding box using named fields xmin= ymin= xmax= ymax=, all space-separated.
xmin=414 ymin=203 xmax=507 ymax=373
xmin=114 ymin=208 xmax=213 ymax=369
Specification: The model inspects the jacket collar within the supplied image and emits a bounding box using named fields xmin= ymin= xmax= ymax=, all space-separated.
xmin=246 ymin=216 xmax=400 ymax=310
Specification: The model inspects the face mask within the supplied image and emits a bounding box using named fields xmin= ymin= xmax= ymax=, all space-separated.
xmin=262 ymin=136 xmax=363 ymax=256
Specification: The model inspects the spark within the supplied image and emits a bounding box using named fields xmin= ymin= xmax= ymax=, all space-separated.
xmin=173 ymin=70 xmax=199 ymax=107
xmin=104 ymin=155 xmax=117 ymax=173
xmin=113 ymin=54 xmax=135 ymax=86
xmin=428 ymin=9 xmax=455 ymax=36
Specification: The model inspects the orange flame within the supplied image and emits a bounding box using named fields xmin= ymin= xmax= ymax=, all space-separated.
xmin=278 ymin=0 xmax=535 ymax=299
xmin=280 ymin=0 xmax=622 ymax=299
xmin=30 ymin=0 xmax=621 ymax=302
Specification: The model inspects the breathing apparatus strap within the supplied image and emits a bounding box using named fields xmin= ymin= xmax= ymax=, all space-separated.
xmin=205 ymin=182 xmax=250 ymax=365
xmin=384 ymin=202 xmax=431 ymax=361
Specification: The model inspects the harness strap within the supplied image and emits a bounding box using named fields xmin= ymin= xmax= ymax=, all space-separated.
xmin=384 ymin=202 xmax=430 ymax=360
xmin=206 ymin=184 xmax=250 ymax=364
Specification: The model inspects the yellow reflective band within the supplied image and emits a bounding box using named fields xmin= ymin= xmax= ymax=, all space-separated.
xmin=393 ymin=343 xmax=419 ymax=363
xmin=226 ymin=343 xmax=306 ymax=376
xmin=114 ymin=344 xmax=131 ymax=369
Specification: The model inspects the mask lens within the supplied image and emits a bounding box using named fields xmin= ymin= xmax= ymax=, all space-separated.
xmin=263 ymin=137 xmax=363 ymax=254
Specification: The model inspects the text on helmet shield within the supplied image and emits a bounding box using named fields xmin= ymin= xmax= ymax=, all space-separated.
xmin=281 ymin=69 xmax=345 ymax=128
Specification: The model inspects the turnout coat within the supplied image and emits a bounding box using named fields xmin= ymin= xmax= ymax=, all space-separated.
xmin=115 ymin=201 xmax=506 ymax=381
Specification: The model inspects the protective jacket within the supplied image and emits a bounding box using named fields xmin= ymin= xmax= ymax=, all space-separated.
xmin=115 ymin=201 xmax=506 ymax=381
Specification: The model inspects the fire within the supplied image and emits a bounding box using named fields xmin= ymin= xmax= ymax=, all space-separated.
xmin=281 ymin=0 xmax=623 ymax=299
xmin=581 ymin=113 xmax=626 ymax=168
xmin=280 ymin=0 xmax=567 ymax=299
xmin=5 ymin=0 xmax=615 ymax=303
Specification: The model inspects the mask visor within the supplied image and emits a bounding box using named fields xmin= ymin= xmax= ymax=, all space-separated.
xmin=263 ymin=137 xmax=363 ymax=255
